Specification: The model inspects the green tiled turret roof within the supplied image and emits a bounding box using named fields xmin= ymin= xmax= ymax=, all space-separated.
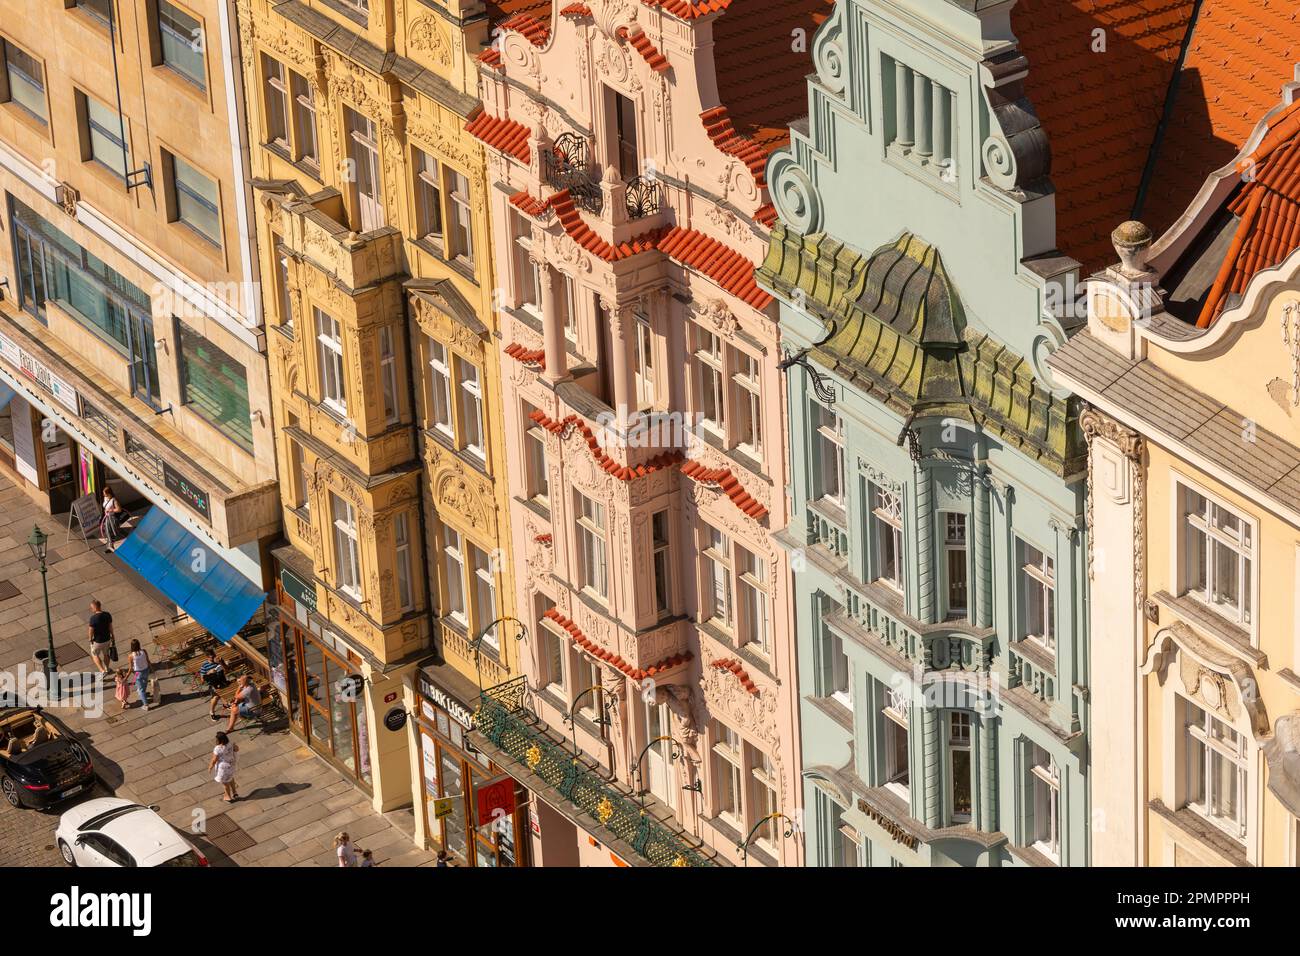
xmin=758 ymin=223 xmax=1083 ymax=476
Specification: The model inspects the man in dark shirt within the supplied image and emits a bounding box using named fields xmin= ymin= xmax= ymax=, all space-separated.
xmin=198 ymin=649 xmax=229 ymax=719
xmin=87 ymin=600 xmax=114 ymax=675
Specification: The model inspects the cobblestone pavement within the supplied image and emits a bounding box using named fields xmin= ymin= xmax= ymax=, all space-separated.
xmin=0 ymin=473 xmax=433 ymax=867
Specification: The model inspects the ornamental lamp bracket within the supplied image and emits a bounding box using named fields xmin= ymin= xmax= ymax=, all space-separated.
xmin=779 ymin=348 xmax=836 ymax=406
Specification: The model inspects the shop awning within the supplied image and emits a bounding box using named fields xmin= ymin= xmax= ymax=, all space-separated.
xmin=113 ymin=507 xmax=266 ymax=643
xmin=0 ymin=382 xmax=14 ymax=408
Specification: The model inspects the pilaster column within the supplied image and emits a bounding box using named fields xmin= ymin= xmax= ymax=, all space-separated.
xmin=539 ymin=263 xmax=567 ymax=384
xmin=932 ymin=85 xmax=950 ymax=163
xmin=974 ymin=469 xmax=993 ymax=629
xmin=921 ymin=706 xmax=941 ymax=828
xmin=604 ymin=298 xmax=635 ymax=429
xmin=915 ymin=74 xmax=933 ymax=157
xmin=895 ymin=61 xmax=914 ymax=148
xmin=979 ymin=716 xmax=997 ymax=832
xmin=915 ymin=464 xmax=935 ymax=623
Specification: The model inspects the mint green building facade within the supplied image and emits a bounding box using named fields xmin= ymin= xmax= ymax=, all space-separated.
xmin=757 ymin=0 xmax=1091 ymax=866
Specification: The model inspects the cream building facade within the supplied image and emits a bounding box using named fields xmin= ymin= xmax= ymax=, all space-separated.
xmin=236 ymin=0 xmax=525 ymax=859
xmin=1051 ymin=80 xmax=1300 ymax=866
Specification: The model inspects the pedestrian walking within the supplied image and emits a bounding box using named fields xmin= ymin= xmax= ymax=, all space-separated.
xmin=436 ymin=850 xmax=449 ymax=867
xmin=208 ymin=731 xmax=239 ymax=803
xmin=360 ymin=849 xmax=376 ymax=867
xmin=128 ymin=639 xmax=152 ymax=710
xmin=198 ymin=650 xmax=229 ymax=720
xmin=113 ymin=668 xmax=131 ymax=712
xmin=99 ymin=485 xmax=124 ymax=554
xmin=221 ymin=674 xmax=260 ymax=732
xmin=86 ymin=600 xmax=115 ymax=675
xmin=335 ymin=832 xmax=358 ymax=867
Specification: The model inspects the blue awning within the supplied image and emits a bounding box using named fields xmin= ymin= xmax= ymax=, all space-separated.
xmin=113 ymin=507 xmax=266 ymax=643
xmin=0 ymin=382 xmax=14 ymax=409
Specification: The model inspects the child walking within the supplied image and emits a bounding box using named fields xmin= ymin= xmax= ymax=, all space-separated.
xmin=113 ymin=668 xmax=131 ymax=711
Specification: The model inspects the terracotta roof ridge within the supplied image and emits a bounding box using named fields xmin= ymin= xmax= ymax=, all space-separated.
xmin=544 ymin=608 xmax=693 ymax=680
xmin=640 ymin=0 xmax=734 ymax=21
xmin=504 ymin=342 xmax=547 ymax=369
xmin=679 ymin=458 xmax=770 ymax=521
xmin=709 ymin=657 xmax=759 ymax=695
xmin=465 ymin=107 xmax=532 ymax=164
xmin=526 ymin=409 xmax=685 ymax=480
xmin=617 ymin=25 xmax=670 ymax=74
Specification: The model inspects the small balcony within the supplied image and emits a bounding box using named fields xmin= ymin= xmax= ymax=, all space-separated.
xmin=542 ymin=133 xmax=664 ymax=223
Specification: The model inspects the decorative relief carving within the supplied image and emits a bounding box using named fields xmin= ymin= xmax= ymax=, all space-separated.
xmin=1081 ymin=405 xmax=1144 ymax=604
xmin=409 ymin=16 xmax=452 ymax=66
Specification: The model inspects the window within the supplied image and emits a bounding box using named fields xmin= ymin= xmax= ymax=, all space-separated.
xmin=703 ymin=526 xmax=733 ymax=631
xmin=883 ymin=688 xmax=909 ymax=795
xmin=644 ymin=702 xmax=678 ymax=810
xmin=539 ymin=618 xmax=567 ymax=695
xmin=813 ymin=403 xmax=844 ymax=505
xmin=944 ymin=513 xmax=968 ymax=618
xmin=560 ymin=274 xmax=578 ymax=343
xmin=1027 ymin=742 xmax=1060 ymax=861
xmin=1183 ymin=698 xmax=1247 ymax=841
xmin=442 ymin=527 xmax=467 ymax=624
xmin=82 ymin=92 xmax=127 ymax=178
xmin=272 ymin=233 xmax=293 ymax=329
xmin=262 ymin=55 xmax=289 ymax=146
xmin=428 ymin=339 xmax=452 ymax=436
xmin=613 ymin=89 xmax=639 ymax=179
xmin=872 ymin=486 xmax=904 ymax=590
xmin=1181 ymin=484 xmax=1253 ymax=629
xmin=694 ymin=328 xmax=725 ymax=436
xmin=948 ymin=712 xmax=972 ymax=824
xmin=737 ymin=546 xmax=769 ymax=656
xmin=884 ymin=55 xmax=956 ymax=179
xmin=345 ymin=107 xmax=384 ymax=230
xmin=750 ymin=751 xmax=779 ymax=844
xmin=290 ymin=71 xmax=317 ymax=167
xmin=634 ymin=312 xmax=655 ymax=409
xmin=178 ymin=323 xmax=252 ymax=453
xmin=379 ymin=325 xmax=399 ymax=424
xmin=821 ymin=620 xmax=851 ymax=710
xmin=456 ymin=359 xmax=484 ymax=460
xmin=1019 ymin=539 xmax=1055 ymax=650
xmin=712 ymin=722 xmax=743 ymax=824
xmin=513 ymin=213 xmax=539 ymax=311
xmin=413 ymin=149 xmax=443 ymax=243
xmin=524 ymin=404 xmax=549 ymax=504
xmin=315 ymin=308 xmax=346 ymax=415
xmin=652 ymin=510 xmax=671 ymax=618
xmin=290 ymin=434 xmax=309 ymax=516
xmin=447 ymin=167 xmax=474 ymax=265
xmin=75 ymin=0 xmax=113 ymax=24
xmin=575 ymin=492 xmax=607 ymax=600
xmin=472 ymin=544 xmax=497 ymax=643
xmin=818 ymin=792 xmax=862 ymax=867
xmin=167 ymin=152 xmax=221 ymax=245
xmin=157 ymin=1 xmax=205 ymax=90
xmin=1 ymin=40 xmax=47 ymax=124
xmin=394 ymin=512 xmax=414 ymax=612
xmin=733 ymin=351 xmax=762 ymax=456
xmin=331 ymin=494 xmax=361 ymax=598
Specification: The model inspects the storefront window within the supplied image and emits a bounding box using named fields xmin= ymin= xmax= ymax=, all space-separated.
xmin=440 ymin=749 xmax=467 ymax=860
xmin=178 ymin=323 xmax=252 ymax=452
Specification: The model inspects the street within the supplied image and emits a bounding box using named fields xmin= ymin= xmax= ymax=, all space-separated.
xmin=0 ymin=473 xmax=434 ymax=867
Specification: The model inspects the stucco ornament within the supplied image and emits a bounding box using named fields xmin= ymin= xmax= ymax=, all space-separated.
xmin=594 ymin=0 xmax=637 ymax=39
xmin=409 ymin=16 xmax=452 ymax=66
xmin=767 ymin=153 xmax=822 ymax=234
xmin=1281 ymin=300 xmax=1300 ymax=407
xmin=812 ymin=4 xmax=846 ymax=97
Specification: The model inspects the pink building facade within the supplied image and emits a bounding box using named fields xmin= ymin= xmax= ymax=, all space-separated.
xmin=469 ymin=0 xmax=825 ymax=866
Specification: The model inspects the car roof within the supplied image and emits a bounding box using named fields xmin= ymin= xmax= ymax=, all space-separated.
xmin=91 ymin=805 xmax=193 ymax=861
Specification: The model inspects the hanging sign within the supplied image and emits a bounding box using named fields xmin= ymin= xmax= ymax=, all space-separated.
xmin=474 ymin=774 xmax=517 ymax=827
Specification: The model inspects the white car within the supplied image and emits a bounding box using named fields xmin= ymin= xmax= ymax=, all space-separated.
xmin=56 ymin=797 xmax=208 ymax=868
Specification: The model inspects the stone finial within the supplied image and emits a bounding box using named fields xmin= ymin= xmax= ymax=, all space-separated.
xmin=602 ymin=164 xmax=620 ymax=185
xmin=1111 ymin=220 xmax=1153 ymax=277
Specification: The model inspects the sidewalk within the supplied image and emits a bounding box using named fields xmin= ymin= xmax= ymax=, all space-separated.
xmin=0 ymin=473 xmax=434 ymax=867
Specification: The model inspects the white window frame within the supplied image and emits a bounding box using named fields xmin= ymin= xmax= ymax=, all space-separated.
xmin=413 ymin=148 xmax=443 ymax=243
xmin=290 ymin=70 xmax=317 ymax=168
xmin=814 ymin=404 xmax=845 ymax=506
xmin=883 ymin=688 xmax=910 ymax=798
xmin=575 ymin=491 xmax=608 ymax=601
xmin=651 ymin=509 xmax=671 ymax=619
xmin=944 ymin=512 xmax=968 ymax=618
xmin=428 ymin=339 xmax=453 ymax=437
xmin=442 ymin=527 xmax=467 ymax=625
xmin=379 ymin=325 xmax=399 ymax=425
xmin=1176 ymin=477 xmax=1256 ymax=636
xmin=711 ymin=721 xmax=744 ymax=828
xmin=447 ymin=166 xmax=474 ymax=266
xmin=1019 ymin=538 xmax=1055 ymax=651
xmin=262 ymin=55 xmax=289 ymax=148
xmin=948 ymin=712 xmax=972 ymax=824
xmin=330 ymin=493 xmax=361 ymax=599
xmin=394 ymin=511 xmax=413 ymax=612
xmin=872 ymin=485 xmax=904 ymax=592
xmin=513 ymin=213 xmax=539 ymax=313
xmin=737 ymin=544 xmax=770 ymax=657
xmin=524 ymin=404 xmax=549 ymax=505
xmin=634 ymin=311 xmax=656 ymax=409
xmin=1181 ymin=696 xmax=1248 ymax=842
xmin=471 ymin=543 xmax=498 ymax=647
xmin=1027 ymin=742 xmax=1061 ymax=862
xmin=539 ymin=618 xmax=567 ymax=697
xmin=314 ymin=308 xmax=346 ymax=417
xmin=561 ymin=273 xmax=578 ymax=344
xmin=749 ymin=749 xmax=779 ymax=848
xmin=456 ymin=358 xmax=485 ymax=461
xmin=703 ymin=525 xmax=734 ymax=632
xmin=694 ymin=327 xmax=726 ymax=438
xmin=345 ymin=107 xmax=384 ymax=231
xmin=828 ymin=626 xmax=852 ymax=711
xmin=732 ymin=349 xmax=763 ymax=458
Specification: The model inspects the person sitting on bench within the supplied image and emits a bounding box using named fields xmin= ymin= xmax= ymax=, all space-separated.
xmin=219 ymin=675 xmax=261 ymax=732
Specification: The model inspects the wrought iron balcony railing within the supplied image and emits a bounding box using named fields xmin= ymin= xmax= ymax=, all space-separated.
xmin=476 ymin=677 xmax=717 ymax=867
xmin=544 ymin=133 xmax=603 ymax=215
xmin=624 ymin=175 xmax=662 ymax=220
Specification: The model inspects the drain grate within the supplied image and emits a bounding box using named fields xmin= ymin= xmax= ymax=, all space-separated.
xmin=53 ymin=642 xmax=88 ymax=664
xmin=204 ymin=812 xmax=256 ymax=855
xmin=0 ymin=580 xmax=18 ymax=602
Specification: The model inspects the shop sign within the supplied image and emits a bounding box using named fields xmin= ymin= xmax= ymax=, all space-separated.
xmin=10 ymin=394 xmax=37 ymax=484
xmin=474 ymin=774 xmax=517 ymax=827
xmin=418 ymin=672 xmax=476 ymax=732
xmin=432 ymin=796 xmax=458 ymax=821
xmin=0 ymin=331 xmax=79 ymax=414
xmin=280 ymin=567 xmax=317 ymax=613
xmin=529 ymin=805 xmax=541 ymax=838
xmin=163 ymin=461 xmax=210 ymax=522
xmin=383 ymin=706 xmax=407 ymax=732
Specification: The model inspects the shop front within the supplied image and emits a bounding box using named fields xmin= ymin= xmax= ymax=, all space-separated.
xmin=274 ymin=563 xmax=374 ymax=792
xmin=416 ymin=666 xmax=530 ymax=867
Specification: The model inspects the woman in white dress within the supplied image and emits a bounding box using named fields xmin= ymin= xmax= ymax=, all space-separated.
xmin=208 ymin=731 xmax=239 ymax=803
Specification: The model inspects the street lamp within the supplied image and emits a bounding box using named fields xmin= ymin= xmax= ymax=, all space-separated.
xmin=469 ymin=616 xmax=528 ymax=694
xmin=630 ymin=735 xmax=700 ymax=810
xmin=738 ymin=811 xmax=796 ymax=867
xmin=562 ymin=685 xmax=612 ymax=760
xmin=27 ymin=525 xmax=57 ymax=702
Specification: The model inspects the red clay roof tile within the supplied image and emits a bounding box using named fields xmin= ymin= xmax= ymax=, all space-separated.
xmin=465 ymin=107 xmax=532 ymax=164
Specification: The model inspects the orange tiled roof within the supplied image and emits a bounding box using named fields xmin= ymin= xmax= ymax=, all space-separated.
xmin=505 ymin=342 xmax=547 ymax=368
xmin=619 ymin=26 xmax=670 ymax=74
xmin=509 ymin=189 xmax=552 ymax=219
xmin=1013 ymin=0 xmax=1198 ymax=273
xmin=466 ymin=107 xmax=531 ymax=164
xmin=544 ymin=608 xmax=693 ymax=680
xmin=482 ymin=1 xmax=554 ymax=66
xmin=1140 ymin=1 xmax=1300 ymax=237
xmin=560 ymin=3 xmax=592 ymax=17
xmin=528 ymin=409 xmax=685 ymax=480
xmin=680 ymin=460 xmax=769 ymax=521
xmin=706 ymin=0 xmax=835 ymax=191
xmin=549 ymin=191 xmax=666 ymax=261
xmin=641 ymin=0 xmax=733 ymax=18
xmin=658 ymin=226 xmax=773 ymax=309
xmin=1195 ymin=99 xmax=1300 ymax=328
xmin=710 ymin=658 xmax=759 ymax=695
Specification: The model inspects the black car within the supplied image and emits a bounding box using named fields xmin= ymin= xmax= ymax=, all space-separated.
xmin=0 ymin=702 xmax=96 ymax=809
